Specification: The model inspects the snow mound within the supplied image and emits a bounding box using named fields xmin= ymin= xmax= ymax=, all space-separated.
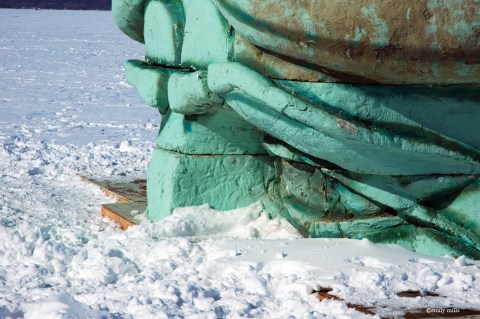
xmin=139 ymin=202 xmax=302 ymax=240
xmin=23 ymin=294 xmax=112 ymax=319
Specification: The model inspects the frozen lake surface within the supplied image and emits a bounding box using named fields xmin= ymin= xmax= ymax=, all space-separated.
xmin=1 ymin=9 xmax=480 ymax=319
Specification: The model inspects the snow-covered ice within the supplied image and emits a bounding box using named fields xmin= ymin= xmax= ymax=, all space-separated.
xmin=1 ymin=9 xmax=480 ymax=319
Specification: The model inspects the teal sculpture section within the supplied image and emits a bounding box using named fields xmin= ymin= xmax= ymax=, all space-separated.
xmin=113 ymin=0 xmax=480 ymax=258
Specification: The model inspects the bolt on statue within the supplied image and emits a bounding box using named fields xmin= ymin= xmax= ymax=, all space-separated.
xmin=113 ymin=0 xmax=480 ymax=258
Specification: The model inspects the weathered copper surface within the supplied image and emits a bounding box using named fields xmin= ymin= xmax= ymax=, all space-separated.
xmin=215 ymin=0 xmax=480 ymax=84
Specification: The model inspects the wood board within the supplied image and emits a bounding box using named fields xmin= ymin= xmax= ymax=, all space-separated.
xmin=80 ymin=176 xmax=147 ymax=230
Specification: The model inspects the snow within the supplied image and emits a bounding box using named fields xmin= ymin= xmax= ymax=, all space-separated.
xmin=1 ymin=8 xmax=480 ymax=319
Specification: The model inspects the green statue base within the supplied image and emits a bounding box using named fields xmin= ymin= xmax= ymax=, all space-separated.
xmin=114 ymin=0 xmax=480 ymax=258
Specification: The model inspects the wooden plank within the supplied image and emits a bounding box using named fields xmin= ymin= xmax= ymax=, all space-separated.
xmin=101 ymin=202 xmax=146 ymax=230
xmin=314 ymin=288 xmax=375 ymax=316
xmin=80 ymin=176 xmax=147 ymax=230
xmin=314 ymin=288 xmax=480 ymax=318
xmin=80 ymin=176 xmax=146 ymax=203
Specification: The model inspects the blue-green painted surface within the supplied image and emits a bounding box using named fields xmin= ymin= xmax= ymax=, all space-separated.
xmin=180 ymin=0 xmax=232 ymax=69
xmin=124 ymin=60 xmax=179 ymax=113
xmin=147 ymin=147 xmax=278 ymax=221
xmin=144 ymin=0 xmax=185 ymax=66
xmin=156 ymin=107 xmax=268 ymax=155
xmin=207 ymin=63 xmax=480 ymax=175
xmin=168 ymin=71 xmax=222 ymax=115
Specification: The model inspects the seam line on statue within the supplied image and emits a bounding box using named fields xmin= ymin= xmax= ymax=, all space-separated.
xmin=154 ymin=145 xmax=270 ymax=157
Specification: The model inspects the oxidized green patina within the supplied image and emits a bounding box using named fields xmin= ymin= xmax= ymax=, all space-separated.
xmin=113 ymin=0 xmax=480 ymax=258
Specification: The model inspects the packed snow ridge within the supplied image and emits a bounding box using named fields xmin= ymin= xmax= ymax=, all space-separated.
xmin=1 ymin=9 xmax=480 ymax=319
